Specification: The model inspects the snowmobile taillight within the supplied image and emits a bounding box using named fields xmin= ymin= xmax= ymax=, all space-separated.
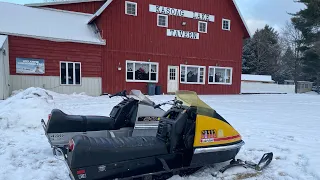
xmin=77 ymin=169 xmax=86 ymax=175
xmin=68 ymin=139 xmax=75 ymax=151
xmin=48 ymin=114 xmax=51 ymax=121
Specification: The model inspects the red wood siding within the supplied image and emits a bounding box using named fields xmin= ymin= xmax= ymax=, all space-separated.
xmin=43 ymin=1 xmax=105 ymax=14
xmin=8 ymin=36 xmax=102 ymax=77
xmin=96 ymin=0 xmax=245 ymax=94
xmin=103 ymin=51 xmax=241 ymax=94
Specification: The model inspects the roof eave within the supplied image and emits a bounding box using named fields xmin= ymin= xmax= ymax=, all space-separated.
xmin=87 ymin=0 xmax=113 ymax=24
xmin=0 ymin=31 xmax=106 ymax=46
xmin=25 ymin=0 xmax=105 ymax=7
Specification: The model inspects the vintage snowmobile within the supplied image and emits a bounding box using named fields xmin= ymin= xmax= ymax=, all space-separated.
xmin=41 ymin=90 xmax=166 ymax=154
xmin=56 ymin=90 xmax=273 ymax=180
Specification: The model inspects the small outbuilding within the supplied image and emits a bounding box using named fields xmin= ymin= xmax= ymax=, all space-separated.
xmin=284 ymin=80 xmax=313 ymax=93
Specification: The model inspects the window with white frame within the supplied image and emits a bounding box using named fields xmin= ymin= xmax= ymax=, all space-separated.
xmin=180 ymin=65 xmax=205 ymax=84
xmin=198 ymin=21 xmax=207 ymax=33
xmin=157 ymin=14 xmax=168 ymax=27
xmin=208 ymin=66 xmax=232 ymax=84
xmin=125 ymin=1 xmax=137 ymax=16
xmin=60 ymin=62 xmax=81 ymax=85
xmin=222 ymin=19 xmax=231 ymax=31
xmin=126 ymin=60 xmax=158 ymax=82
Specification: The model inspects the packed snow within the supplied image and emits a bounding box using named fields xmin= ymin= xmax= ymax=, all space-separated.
xmin=0 ymin=87 xmax=319 ymax=180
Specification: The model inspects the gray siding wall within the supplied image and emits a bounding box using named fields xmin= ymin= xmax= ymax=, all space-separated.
xmin=0 ymin=36 xmax=10 ymax=100
xmin=10 ymin=75 xmax=102 ymax=96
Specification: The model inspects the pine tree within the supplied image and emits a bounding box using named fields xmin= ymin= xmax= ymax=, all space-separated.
xmin=291 ymin=0 xmax=320 ymax=90
xmin=241 ymin=25 xmax=282 ymax=82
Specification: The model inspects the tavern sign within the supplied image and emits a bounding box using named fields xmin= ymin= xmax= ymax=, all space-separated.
xmin=149 ymin=4 xmax=215 ymax=22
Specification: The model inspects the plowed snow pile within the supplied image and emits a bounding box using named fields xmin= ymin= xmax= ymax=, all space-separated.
xmin=0 ymin=87 xmax=319 ymax=180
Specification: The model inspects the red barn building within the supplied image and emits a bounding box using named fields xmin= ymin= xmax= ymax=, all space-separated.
xmin=0 ymin=0 xmax=250 ymax=98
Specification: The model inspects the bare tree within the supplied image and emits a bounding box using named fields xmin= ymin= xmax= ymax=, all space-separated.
xmin=281 ymin=21 xmax=303 ymax=93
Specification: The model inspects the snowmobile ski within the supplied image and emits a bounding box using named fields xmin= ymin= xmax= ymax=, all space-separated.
xmin=216 ymin=152 xmax=273 ymax=175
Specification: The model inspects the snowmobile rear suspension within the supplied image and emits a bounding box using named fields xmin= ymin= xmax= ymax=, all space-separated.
xmin=217 ymin=152 xmax=273 ymax=174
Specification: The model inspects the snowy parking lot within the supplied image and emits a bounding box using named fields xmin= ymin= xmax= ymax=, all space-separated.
xmin=0 ymin=88 xmax=319 ymax=180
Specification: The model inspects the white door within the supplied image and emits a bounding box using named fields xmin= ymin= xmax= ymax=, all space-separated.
xmin=167 ymin=66 xmax=179 ymax=93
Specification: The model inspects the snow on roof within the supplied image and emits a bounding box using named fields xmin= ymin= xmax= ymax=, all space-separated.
xmin=0 ymin=2 xmax=105 ymax=45
xmin=241 ymin=74 xmax=275 ymax=82
xmin=25 ymin=0 xmax=105 ymax=7
xmin=0 ymin=35 xmax=8 ymax=49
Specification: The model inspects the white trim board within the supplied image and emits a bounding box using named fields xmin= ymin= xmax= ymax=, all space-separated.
xmin=88 ymin=0 xmax=113 ymax=23
xmin=0 ymin=31 xmax=106 ymax=46
xmin=25 ymin=0 xmax=104 ymax=7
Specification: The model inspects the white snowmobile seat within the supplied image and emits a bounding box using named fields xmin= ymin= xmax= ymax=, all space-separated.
xmin=46 ymin=109 xmax=115 ymax=133
xmin=67 ymin=135 xmax=168 ymax=168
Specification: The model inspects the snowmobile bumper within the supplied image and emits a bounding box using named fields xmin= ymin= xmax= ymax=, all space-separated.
xmin=190 ymin=141 xmax=245 ymax=166
xmin=194 ymin=141 xmax=245 ymax=154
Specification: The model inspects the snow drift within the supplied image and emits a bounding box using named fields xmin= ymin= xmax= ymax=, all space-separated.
xmin=0 ymin=87 xmax=319 ymax=180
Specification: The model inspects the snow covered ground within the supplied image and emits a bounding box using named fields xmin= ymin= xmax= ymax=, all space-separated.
xmin=0 ymin=87 xmax=319 ymax=180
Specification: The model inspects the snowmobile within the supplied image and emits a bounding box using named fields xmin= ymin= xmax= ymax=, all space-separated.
xmin=56 ymin=90 xmax=273 ymax=180
xmin=41 ymin=90 xmax=166 ymax=155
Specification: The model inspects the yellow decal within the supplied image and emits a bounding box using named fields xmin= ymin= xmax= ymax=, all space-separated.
xmin=194 ymin=115 xmax=242 ymax=147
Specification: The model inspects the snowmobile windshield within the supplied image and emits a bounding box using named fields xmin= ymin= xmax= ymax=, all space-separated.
xmin=175 ymin=90 xmax=215 ymax=117
xmin=129 ymin=90 xmax=155 ymax=106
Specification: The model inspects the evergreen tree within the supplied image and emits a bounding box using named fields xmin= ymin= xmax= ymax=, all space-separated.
xmin=291 ymin=0 xmax=320 ymax=89
xmin=241 ymin=25 xmax=282 ymax=82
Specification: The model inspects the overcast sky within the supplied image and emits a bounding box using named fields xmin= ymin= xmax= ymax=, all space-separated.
xmin=2 ymin=0 xmax=306 ymax=35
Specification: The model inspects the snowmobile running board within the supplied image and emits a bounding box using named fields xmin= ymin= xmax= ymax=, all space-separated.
xmin=120 ymin=153 xmax=274 ymax=180
xmin=212 ymin=152 xmax=274 ymax=177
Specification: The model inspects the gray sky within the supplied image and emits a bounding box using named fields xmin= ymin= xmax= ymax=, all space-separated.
xmin=234 ymin=0 xmax=305 ymax=34
xmin=2 ymin=0 xmax=306 ymax=35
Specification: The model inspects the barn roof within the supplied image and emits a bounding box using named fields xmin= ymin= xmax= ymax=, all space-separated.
xmin=241 ymin=74 xmax=275 ymax=83
xmin=25 ymin=0 xmax=105 ymax=7
xmin=0 ymin=2 xmax=105 ymax=45
xmin=86 ymin=0 xmax=251 ymax=38
xmin=0 ymin=35 xmax=8 ymax=49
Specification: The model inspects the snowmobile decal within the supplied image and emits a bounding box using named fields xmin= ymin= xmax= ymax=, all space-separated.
xmin=200 ymin=129 xmax=216 ymax=143
xmin=194 ymin=115 xmax=241 ymax=147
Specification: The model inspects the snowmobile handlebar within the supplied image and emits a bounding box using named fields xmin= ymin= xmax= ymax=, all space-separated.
xmin=109 ymin=90 xmax=128 ymax=98
xmin=153 ymin=99 xmax=183 ymax=109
